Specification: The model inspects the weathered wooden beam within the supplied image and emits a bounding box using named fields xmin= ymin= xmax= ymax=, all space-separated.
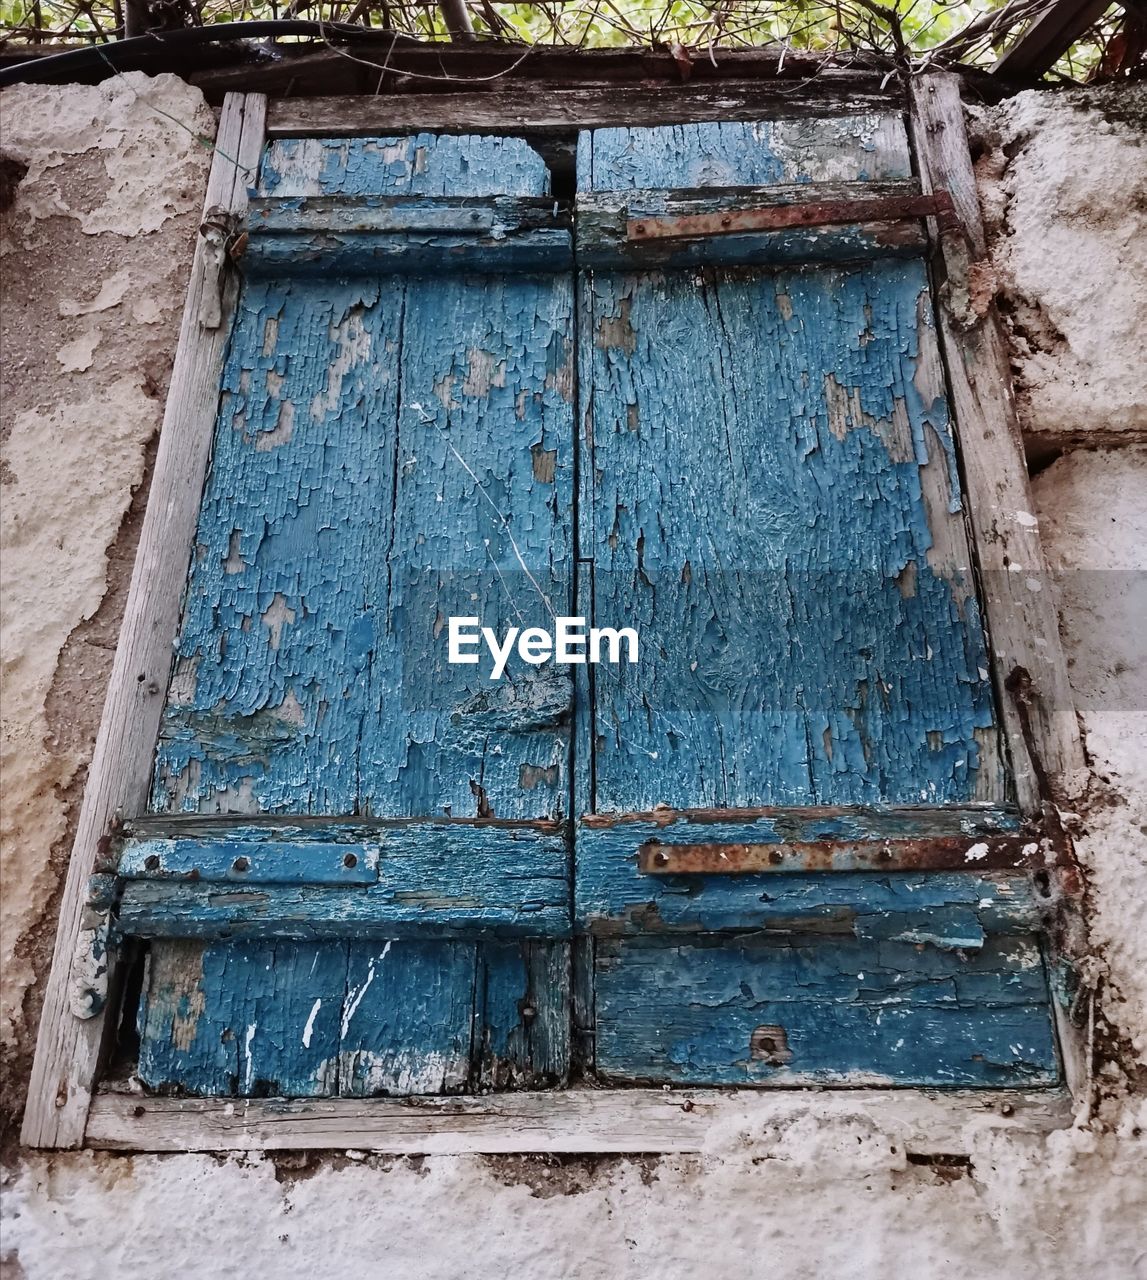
xmin=994 ymin=0 xmax=1114 ymax=76
xmin=908 ymin=72 xmax=1087 ymax=812
xmin=85 ymin=1086 xmax=1075 ymax=1154
xmin=20 ymin=93 xmax=268 ymax=1151
xmin=243 ymin=193 xmax=572 ymax=275
xmin=264 ymin=83 xmax=903 ymax=138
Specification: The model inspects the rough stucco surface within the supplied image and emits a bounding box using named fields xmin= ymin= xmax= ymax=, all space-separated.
xmin=1033 ymin=447 xmax=1147 ymax=1065
xmin=975 ymin=84 xmax=1147 ymax=444
xmin=1 ymin=78 xmax=1145 ymax=1280
xmin=0 ymin=74 xmax=213 ymax=1075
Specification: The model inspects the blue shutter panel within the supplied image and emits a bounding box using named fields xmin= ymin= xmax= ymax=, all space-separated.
xmin=573 ymin=120 xmax=1058 ymax=1087
xmin=131 ymin=135 xmax=573 ymax=1096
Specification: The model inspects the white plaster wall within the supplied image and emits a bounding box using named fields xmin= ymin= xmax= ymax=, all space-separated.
xmin=1 ymin=77 xmax=1144 ymax=1280
xmin=0 ymin=73 xmax=214 ymax=1063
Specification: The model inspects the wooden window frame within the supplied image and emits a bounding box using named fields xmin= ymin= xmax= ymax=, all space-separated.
xmin=22 ymin=76 xmax=1089 ymax=1154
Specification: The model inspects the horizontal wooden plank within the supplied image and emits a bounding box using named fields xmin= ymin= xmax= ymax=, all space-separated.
xmin=580 ymin=804 xmax=1021 ymax=834
xmin=126 ymin=815 xmax=565 ymax=838
xmin=243 ymin=191 xmax=572 ymax=274
xmin=594 ymin=933 xmax=1059 ymax=1087
xmin=116 ymin=883 xmax=570 ymax=941
xmin=265 ymin=83 xmax=903 ymax=139
xmin=117 ymin=824 xmax=571 ymax=939
xmin=86 ymin=1086 xmax=1074 ymax=1154
xmin=248 ymin=192 xmax=566 ymax=234
xmin=575 ymin=848 xmax=1042 ymax=939
xmin=244 ymin=189 xmax=573 ymax=275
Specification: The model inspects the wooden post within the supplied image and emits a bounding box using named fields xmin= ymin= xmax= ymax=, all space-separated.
xmin=20 ymin=93 xmax=268 ymax=1149
xmin=908 ymin=72 xmax=1087 ymax=815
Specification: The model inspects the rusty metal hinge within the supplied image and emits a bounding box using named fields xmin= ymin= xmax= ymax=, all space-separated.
xmin=628 ymin=190 xmax=960 ymax=243
xmin=638 ymin=830 xmax=1045 ymax=876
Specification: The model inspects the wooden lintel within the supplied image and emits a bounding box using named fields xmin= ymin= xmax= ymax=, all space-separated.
xmin=265 ymin=82 xmax=902 ymax=138
xmin=86 ymin=1086 xmax=1074 ymax=1155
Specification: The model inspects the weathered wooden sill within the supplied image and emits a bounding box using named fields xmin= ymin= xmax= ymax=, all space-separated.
xmin=85 ymin=1085 xmax=1075 ymax=1155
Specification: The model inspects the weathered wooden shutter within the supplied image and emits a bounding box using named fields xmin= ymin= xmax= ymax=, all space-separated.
xmin=573 ymin=119 xmax=1058 ymax=1086
xmin=116 ymin=115 xmax=1059 ymax=1098
xmin=121 ymin=134 xmax=574 ymax=1095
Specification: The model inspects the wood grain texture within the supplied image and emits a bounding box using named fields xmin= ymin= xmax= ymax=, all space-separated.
xmin=264 ymin=84 xmax=904 ymax=140
xmin=575 ymin=863 xmax=1042 ymax=938
xmin=135 ymin=938 xmax=569 ymax=1095
xmin=85 ymin=1086 xmax=1074 ymax=1154
xmin=21 ymin=93 xmax=268 ymax=1150
xmin=594 ymin=932 xmax=1059 ymax=1086
xmin=578 ymin=119 xmax=1004 ymax=819
xmin=244 ymin=193 xmax=572 ymax=276
xmin=908 ymin=73 xmax=1086 ymax=809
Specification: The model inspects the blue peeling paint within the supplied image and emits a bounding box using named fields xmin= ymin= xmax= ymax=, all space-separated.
xmin=129 ymin=120 xmax=1053 ymax=1099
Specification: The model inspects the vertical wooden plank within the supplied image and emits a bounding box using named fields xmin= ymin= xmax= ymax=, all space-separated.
xmin=576 ymin=119 xmax=1005 ymax=819
xmin=338 ymin=941 xmax=475 ymax=1096
xmin=151 ymin=276 xmax=404 ymax=815
xmin=582 ymin=255 xmax=1001 ymax=812
xmin=23 ymin=94 xmax=268 ymax=1149
xmin=154 ymin=133 xmax=576 ymax=823
xmin=363 ymin=269 xmax=575 ymax=821
xmin=908 ymin=72 xmax=1086 ymax=809
xmin=138 ymin=940 xmax=348 ymax=1097
xmin=474 ymin=941 xmax=570 ymax=1088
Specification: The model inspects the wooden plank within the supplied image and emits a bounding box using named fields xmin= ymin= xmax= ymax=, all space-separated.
xmin=86 ymin=1086 xmax=1075 ymax=1154
xmin=575 ymin=859 xmax=1041 ymax=938
xmin=339 ymin=941 xmax=476 ymax=1096
xmin=264 ymin=83 xmax=903 ymax=139
xmin=595 ymin=933 xmax=1059 ymax=1087
xmin=908 ymin=73 xmax=1087 ymax=811
xmin=116 ymin=825 xmax=570 ymax=940
xmin=138 ymin=940 xmax=348 ymax=1096
xmin=21 ymin=93 xmax=268 ymax=1150
xmin=243 ymin=193 xmax=572 ymax=276
xmin=578 ymin=116 xmax=912 ymax=190
xmin=474 ymin=941 xmax=571 ymax=1089
xmin=135 ymin=937 xmax=572 ymax=1097
xmin=118 ymin=838 xmax=380 ymax=884
xmin=994 ymin=0 xmax=1112 ymax=76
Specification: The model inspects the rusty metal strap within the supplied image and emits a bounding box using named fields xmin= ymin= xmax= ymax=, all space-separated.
xmin=628 ymin=190 xmax=958 ymax=243
xmin=638 ymin=831 xmax=1045 ymax=875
